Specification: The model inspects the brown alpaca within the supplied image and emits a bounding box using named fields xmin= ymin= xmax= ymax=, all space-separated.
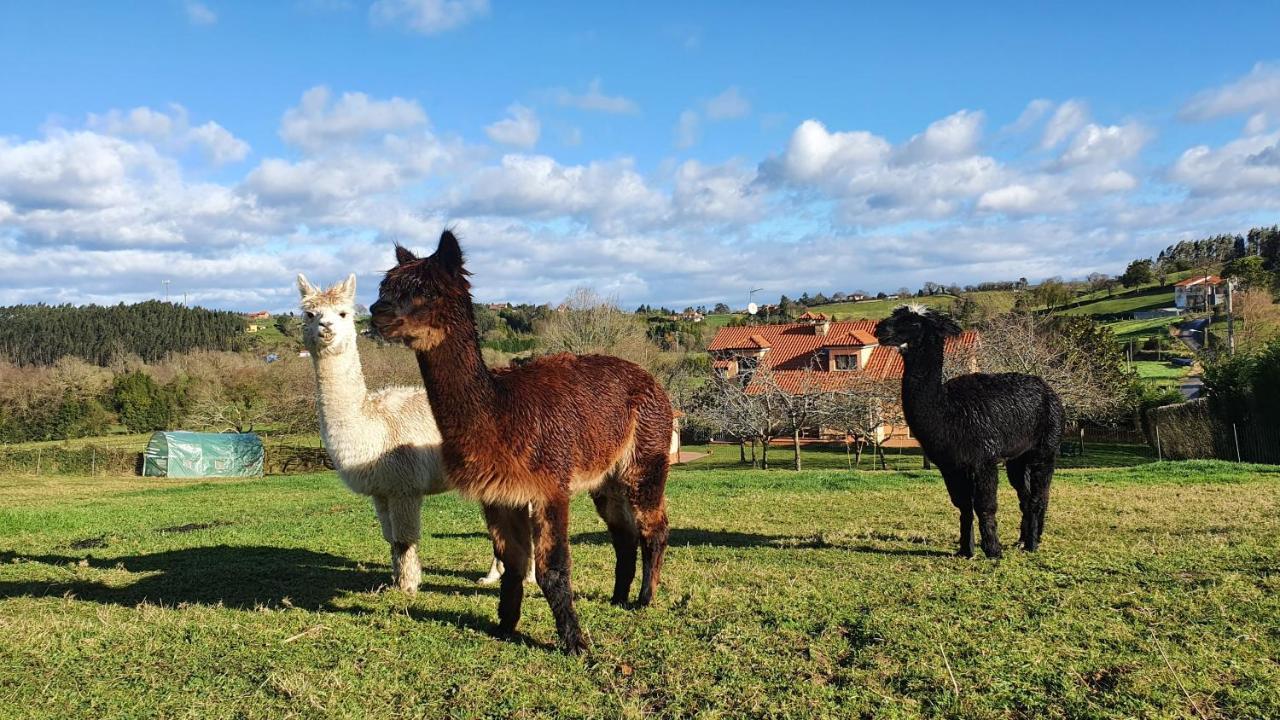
xmin=369 ymin=230 xmax=672 ymax=654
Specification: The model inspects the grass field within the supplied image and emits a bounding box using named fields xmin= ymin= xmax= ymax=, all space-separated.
xmin=1105 ymin=316 xmax=1181 ymax=344
xmin=1061 ymin=287 xmax=1175 ymax=317
xmin=1132 ymin=360 xmax=1192 ymax=389
xmin=3 ymin=457 xmax=1278 ymax=718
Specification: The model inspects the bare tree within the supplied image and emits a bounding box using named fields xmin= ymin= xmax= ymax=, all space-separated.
xmin=537 ymin=287 xmax=659 ymax=371
xmin=823 ymin=375 xmax=905 ymax=470
xmin=976 ymin=313 xmax=1131 ymax=425
xmin=689 ymin=364 xmax=790 ymax=469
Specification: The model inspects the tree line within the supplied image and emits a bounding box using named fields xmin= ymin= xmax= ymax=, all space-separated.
xmin=0 ymin=301 xmax=247 ymax=367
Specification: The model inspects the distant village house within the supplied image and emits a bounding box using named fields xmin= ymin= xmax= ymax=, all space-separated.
xmin=707 ymin=312 xmax=979 ymax=447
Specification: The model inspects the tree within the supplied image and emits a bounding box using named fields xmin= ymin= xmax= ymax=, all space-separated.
xmin=713 ymin=302 xmax=731 ymax=314
xmin=537 ymin=288 xmax=659 ymax=372
xmin=822 ymin=376 xmax=904 ymax=469
xmin=689 ymin=366 xmax=789 ymax=468
xmin=1223 ymin=256 xmax=1274 ymax=293
xmin=976 ymin=314 xmax=1133 ymax=425
xmin=111 ymin=371 xmax=177 ymax=433
xmin=1120 ymin=259 xmax=1154 ymax=288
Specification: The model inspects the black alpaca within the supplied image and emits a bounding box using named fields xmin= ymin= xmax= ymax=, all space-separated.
xmin=876 ymin=306 xmax=1064 ymax=558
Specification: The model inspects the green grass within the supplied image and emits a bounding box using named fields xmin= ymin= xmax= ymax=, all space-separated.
xmin=1136 ymin=358 xmax=1192 ymax=386
xmin=1105 ymin=316 xmax=1180 ymax=343
xmin=1061 ymin=287 xmax=1176 ymax=317
xmin=702 ymin=295 xmax=956 ymax=328
xmin=4 ymin=456 xmax=1277 ymax=718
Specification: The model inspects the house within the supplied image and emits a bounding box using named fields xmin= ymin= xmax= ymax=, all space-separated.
xmin=707 ymin=316 xmax=979 ymax=447
xmin=243 ymin=310 xmax=271 ymax=321
xmin=680 ymin=310 xmax=704 ymax=323
xmin=246 ymin=323 xmax=262 ymax=333
xmin=1173 ymin=276 xmax=1224 ymax=311
xmin=486 ymin=302 xmax=511 ymax=311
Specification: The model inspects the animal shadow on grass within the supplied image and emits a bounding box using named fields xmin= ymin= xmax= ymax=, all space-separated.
xmin=0 ymin=546 xmax=536 ymax=644
xmin=0 ymin=545 xmax=389 ymax=612
xmin=570 ymin=528 xmax=951 ymax=557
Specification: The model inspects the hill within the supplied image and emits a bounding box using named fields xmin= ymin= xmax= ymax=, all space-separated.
xmin=0 ymin=302 xmax=250 ymax=366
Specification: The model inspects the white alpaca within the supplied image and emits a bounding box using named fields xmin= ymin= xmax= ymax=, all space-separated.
xmin=297 ymin=274 xmax=532 ymax=592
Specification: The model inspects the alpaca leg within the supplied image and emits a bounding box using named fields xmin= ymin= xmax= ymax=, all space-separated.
xmin=973 ymin=465 xmax=1002 ymax=559
xmin=524 ymin=503 xmax=538 ymax=584
xmin=633 ymin=453 xmax=670 ymax=608
xmin=591 ymin=486 xmax=639 ymax=606
xmin=477 ymin=505 xmax=505 ymax=585
xmin=386 ymin=495 xmax=424 ymax=593
xmin=531 ymin=495 xmax=588 ymax=654
xmin=483 ymin=503 xmax=532 ymax=638
xmin=371 ymin=495 xmax=401 ymax=589
xmin=478 ymin=555 xmax=503 ymax=586
xmin=941 ymin=469 xmax=974 ymax=557
xmin=1025 ymin=455 xmax=1056 ymax=551
xmin=1006 ymin=456 xmax=1033 ymax=549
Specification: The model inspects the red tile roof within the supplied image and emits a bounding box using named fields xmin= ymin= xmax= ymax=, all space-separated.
xmin=796 ymin=311 xmax=828 ymax=321
xmin=709 ymin=320 xmax=978 ymax=383
xmin=824 ymin=329 xmax=878 ymax=347
xmin=1174 ymin=275 xmax=1222 ymax=287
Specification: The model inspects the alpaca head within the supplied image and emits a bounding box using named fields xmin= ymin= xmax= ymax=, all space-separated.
xmin=297 ymin=273 xmax=359 ymax=356
xmin=370 ymin=229 xmax=472 ymax=352
xmin=875 ymin=305 xmax=962 ymax=349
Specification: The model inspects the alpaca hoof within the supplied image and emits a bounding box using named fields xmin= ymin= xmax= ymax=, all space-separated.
xmin=609 ymin=595 xmax=629 ymax=608
xmin=561 ymin=632 xmax=590 ymax=656
xmin=956 ymin=548 xmax=974 ymax=558
xmin=477 ymin=573 xmax=501 ymax=586
xmin=983 ymin=546 xmax=1003 ymax=559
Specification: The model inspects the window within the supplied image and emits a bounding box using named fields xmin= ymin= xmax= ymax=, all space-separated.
xmin=834 ymin=353 xmax=858 ymax=371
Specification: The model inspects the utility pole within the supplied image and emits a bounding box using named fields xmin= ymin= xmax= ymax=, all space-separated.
xmin=1226 ymin=279 xmax=1236 ymax=356
xmin=163 ymin=279 xmax=171 ymax=302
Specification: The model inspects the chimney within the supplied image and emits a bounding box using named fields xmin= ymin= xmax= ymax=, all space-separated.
xmin=816 ymin=319 xmax=830 ymax=336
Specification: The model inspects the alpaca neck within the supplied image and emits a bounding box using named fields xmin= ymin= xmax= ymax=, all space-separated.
xmin=900 ymin=335 xmax=946 ymax=440
xmin=414 ymin=306 xmax=496 ymax=453
xmin=311 ymin=341 xmax=375 ymax=449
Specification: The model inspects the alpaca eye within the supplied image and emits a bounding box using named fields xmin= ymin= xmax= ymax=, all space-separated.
xmin=339 ymin=312 xmax=348 ymax=319
xmin=304 ymin=312 xmax=314 ymax=320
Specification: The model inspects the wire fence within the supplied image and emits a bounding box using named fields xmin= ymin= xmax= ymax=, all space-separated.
xmin=0 ymin=439 xmax=335 ymax=477
xmin=1146 ymin=398 xmax=1280 ymax=464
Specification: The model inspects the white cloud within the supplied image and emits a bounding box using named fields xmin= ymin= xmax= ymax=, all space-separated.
xmin=671 ymin=160 xmax=763 ymax=224
xmin=1006 ymin=99 xmax=1053 ymax=134
xmin=449 ymin=154 xmax=667 ymax=234
xmin=1181 ymin=62 xmax=1280 ymax=121
xmin=896 ymin=110 xmax=984 ymax=163
xmin=185 ymin=1 xmax=217 ymax=25
xmin=562 ymin=126 xmax=583 ymax=146
xmin=369 ymin=0 xmax=488 ymax=35
xmin=1170 ymin=129 xmax=1280 ymax=196
xmin=674 ymin=110 xmax=700 ymax=149
xmin=977 ymin=184 xmax=1040 ymax=213
xmin=772 ymin=119 xmax=890 ymax=183
xmin=280 ymin=86 xmax=428 ymax=150
xmin=1041 ymin=100 xmax=1089 ymax=148
xmin=552 ymin=79 xmax=639 ymax=114
xmin=86 ymin=104 xmax=250 ymax=165
xmin=484 ymin=103 xmax=540 ymax=148
xmin=1057 ymin=123 xmax=1150 ymax=167
xmin=704 ymin=86 xmax=750 ymax=120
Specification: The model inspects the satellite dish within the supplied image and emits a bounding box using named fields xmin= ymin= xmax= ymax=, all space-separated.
xmin=747 ymin=302 xmax=758 ymax=316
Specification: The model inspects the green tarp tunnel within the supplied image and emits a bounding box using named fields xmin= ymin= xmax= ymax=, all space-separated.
xmin=142 ymin=431 xmax=264 ymax=478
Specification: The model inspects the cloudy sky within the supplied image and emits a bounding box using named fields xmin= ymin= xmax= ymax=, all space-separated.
xmin=2 ymin=2 xmax=1280 ymax=312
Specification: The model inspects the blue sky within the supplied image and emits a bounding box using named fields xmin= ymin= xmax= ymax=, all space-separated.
xmin=2 ymin=1 xmax=1279 ymax=311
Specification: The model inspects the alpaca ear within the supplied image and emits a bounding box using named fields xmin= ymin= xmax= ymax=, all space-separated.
xmin=296 ymin=273 xmax=318 ymax=299
xmin=434 ymin=229 xmax=465 ymax=274
xmin=337 ymin=273 xmax=356 ymax=302
xmin=395 ymin=245 xmax=417 ymax=265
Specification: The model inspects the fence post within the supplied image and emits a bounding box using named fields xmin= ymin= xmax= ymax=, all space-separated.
xmin=92 ymin=447 xmax=97 ymax=476
xmin=36 ymin=448 xmax=41 ymax=476
xmin=1155 ymin=423 xmax=1163 ymax=462
xmin=1233 ymin=423 xmax=1241 ymax=463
